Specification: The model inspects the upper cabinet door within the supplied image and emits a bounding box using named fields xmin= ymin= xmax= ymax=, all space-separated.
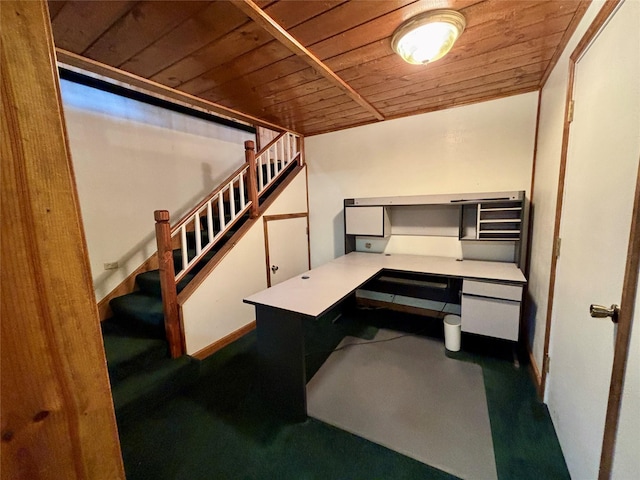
xmin=345 ymin=206 xmax=390 ymax=237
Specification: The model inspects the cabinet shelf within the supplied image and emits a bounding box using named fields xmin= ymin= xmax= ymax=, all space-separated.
xmin=480 ymin=207 xmax=522 ymax=212
xmin=479 ymin=219 xmax=521 ymax=223
xmin=461 ymin=198 xmax=524 ymax=241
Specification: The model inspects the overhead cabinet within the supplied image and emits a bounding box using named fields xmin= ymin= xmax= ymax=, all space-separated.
xmin=345 ymin=190 xmax=525 ymax=243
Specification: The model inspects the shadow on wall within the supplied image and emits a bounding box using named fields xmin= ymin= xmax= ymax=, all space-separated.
xmin=202 ymin=163 xmax=216 ymax=193
xmin=334 ymin=212 xmax=345 ymax=258
xmin=523 ymin=203 xmax=537 ymax=351
xmin=524 ymin=293 xmax=538 ymax=353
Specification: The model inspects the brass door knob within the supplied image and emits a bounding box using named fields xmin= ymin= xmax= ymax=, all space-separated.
xmin=589 ymin=304 xmax=620 ymax=323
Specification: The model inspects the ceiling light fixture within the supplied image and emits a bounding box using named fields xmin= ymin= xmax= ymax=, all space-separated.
xmin=391 ymin=9 xmax=466 ymax=65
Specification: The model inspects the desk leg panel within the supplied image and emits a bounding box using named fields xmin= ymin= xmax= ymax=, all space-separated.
xmin=255 ymin=306 xmax=307 ymax=421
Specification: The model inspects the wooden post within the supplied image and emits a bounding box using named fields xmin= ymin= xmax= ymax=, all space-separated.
xmin=245 ymin=140 xmax=260 ymax=218
xmin=1 ymin=1 xmax=125 ymax=478
xmin=298 ymin=136 xmax=305 ymax=166
xmin=154 ymin=210 xmax=183 ymax=358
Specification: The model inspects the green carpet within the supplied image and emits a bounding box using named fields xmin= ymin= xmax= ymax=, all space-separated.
xmin=116 ymin=308 xmax=568 ymax=480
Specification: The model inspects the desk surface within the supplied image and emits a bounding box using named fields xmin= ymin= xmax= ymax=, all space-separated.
xmin=244 ymin=252 xmax=526 ymax=318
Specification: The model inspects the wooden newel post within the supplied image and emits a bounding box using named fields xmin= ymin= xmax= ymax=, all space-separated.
xmin=154 ymin=210 xmax=183 ymax=358
xmin=245 ymin=140 xmax=259 ymax=218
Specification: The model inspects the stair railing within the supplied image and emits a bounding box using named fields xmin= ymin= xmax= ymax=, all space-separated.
xmin=154 ymin=131 xmax=301 ymax=357
xmin=256 ymin=132 xmax=302 ymax=198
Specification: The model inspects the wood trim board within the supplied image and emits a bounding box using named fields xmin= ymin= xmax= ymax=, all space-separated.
xmin=1 ymin=1 xmax=124 ymax=476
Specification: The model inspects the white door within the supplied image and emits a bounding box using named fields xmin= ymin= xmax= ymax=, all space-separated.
xmin=265 ymin=214 xmax=310 ymax=286
xmin=546 ymin=2 xmax=640 ymax=479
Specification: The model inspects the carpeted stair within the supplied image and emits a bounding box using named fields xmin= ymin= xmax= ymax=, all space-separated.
xmin=102 ymin=199 xmax=249 ymax=423
xmin=101 ymin=161 xmax=295 ymax=423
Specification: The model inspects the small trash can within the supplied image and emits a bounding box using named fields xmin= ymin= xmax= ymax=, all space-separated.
xmin=443 ymin=314 xmax=461 ymax=352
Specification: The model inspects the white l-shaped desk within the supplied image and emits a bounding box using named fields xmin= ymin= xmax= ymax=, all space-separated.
xmin=244 ymin=252 xmax=526 ymax=420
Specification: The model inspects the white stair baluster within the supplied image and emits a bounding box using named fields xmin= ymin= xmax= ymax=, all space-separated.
xmin=194 ymin=213 xmax=201 ymax=255
xmin=218 ymin=193 xmax=226 ymax=232
xmin=285 ymin=134 xmax=291 ymax=164
xmin=258 ymin=155 xmax=264 ymax=192
xmin=180 ymin=225 xmax=188 ymax=272
xmin=228 ymin=181 xmax=236 ymax=219
xmin=267 ymin=147 xmax=273 ymax=183
xmin=207 ymin=201 xmax=214 ymax=240
xmin=277 ymin=139 xmax=283 ymax=173
xmin=239 ymin=172 xmax=246 ymax=210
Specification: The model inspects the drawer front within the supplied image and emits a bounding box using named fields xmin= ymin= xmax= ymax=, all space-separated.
xmin=461 ymin=294 xmax=520 ymax=341
xmin=462 ymin=279 xmax=522 ymax=301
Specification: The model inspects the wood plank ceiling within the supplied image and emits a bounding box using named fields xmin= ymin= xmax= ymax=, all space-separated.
xmin=48 ymin=0 xmax=589 ymax=136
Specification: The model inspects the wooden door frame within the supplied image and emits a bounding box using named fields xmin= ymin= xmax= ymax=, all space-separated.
xmin=263 ymin=213 xmax=310 ymax=287
xmin=539 ymin=1 xmax=639 ymax=478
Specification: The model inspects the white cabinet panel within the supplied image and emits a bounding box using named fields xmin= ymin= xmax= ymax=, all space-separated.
xmin=461 ymin=278 xmax=522 ymax=341
xmin=461 ymin=294 xmax=520 ymax=341
xmin=345 ymin=206 xmax=390 ymax=237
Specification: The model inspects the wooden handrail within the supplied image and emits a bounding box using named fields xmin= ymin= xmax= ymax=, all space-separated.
xmin=154 ymin=210 xmax=183 ymax=358
xmin=170 ymin=162 xmax=250 ymax=235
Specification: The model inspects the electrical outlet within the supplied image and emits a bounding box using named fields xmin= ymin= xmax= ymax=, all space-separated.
xmin=104 ymin=262 xmax=119 ymax=270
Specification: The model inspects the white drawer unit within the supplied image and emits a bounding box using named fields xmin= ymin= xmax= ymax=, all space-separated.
xmin=461 ymin=279 xmax=523 ymax=341
xmin=345 ymin=206 xmax=390 ymax=237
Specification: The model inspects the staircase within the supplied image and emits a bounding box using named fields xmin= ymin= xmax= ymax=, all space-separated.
xmin=102 ymin=212 xmax=247 ymax=422
xmin=100 ymin=132 xmax=301 ymax=423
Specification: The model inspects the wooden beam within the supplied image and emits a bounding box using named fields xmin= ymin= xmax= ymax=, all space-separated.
xmin=55 ymin=48 xmax=298 ymax=135
xmin=233 ymin=0 xmax=385 ymax=122
xmin=1 ymin=1 xmax=125 ymax=478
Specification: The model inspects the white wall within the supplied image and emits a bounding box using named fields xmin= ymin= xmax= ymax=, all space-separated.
xmin=305 ymin=92 xmax=538 ymax=268
xmin=526 ymin=1 xmax=604 ymax=376
xmin=60 ymin=80 xmax=254 ymax=301
xmin=180 ymin=169 xmax=308 ymax=355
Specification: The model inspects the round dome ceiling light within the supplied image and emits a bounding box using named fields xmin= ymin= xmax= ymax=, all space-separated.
xmin=391 ymin=9 xmax=466 ymax=65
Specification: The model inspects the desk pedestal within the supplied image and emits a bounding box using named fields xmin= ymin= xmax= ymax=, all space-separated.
xmin=255 ymin=305 xmax=307 ymax=422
